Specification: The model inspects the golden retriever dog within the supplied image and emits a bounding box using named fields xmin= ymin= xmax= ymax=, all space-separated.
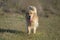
xmin=26 ymin=6 xmax=39 ymax=34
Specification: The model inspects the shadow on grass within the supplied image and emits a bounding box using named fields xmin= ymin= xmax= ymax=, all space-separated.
xmin=0 ymin=28 xmax=26 ymax=34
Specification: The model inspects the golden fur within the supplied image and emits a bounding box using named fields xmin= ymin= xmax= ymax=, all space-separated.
xmin=26 ymin=6 xmax=39 ymax=34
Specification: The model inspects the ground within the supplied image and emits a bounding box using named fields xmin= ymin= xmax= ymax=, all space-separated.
xmin=0 ymin=0 xmax=60 ymax=40
xmin=0 ymin=12 xmax=60 ymax=40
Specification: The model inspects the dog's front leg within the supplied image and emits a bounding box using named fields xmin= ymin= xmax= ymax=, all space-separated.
xmin=28 ymin=26 xmax=31 ymax=34
xmin=33 ymin=27 xmax=37 ymax=34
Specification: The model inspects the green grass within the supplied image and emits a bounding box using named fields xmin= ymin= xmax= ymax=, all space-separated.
xmin=0 ymin=13 xmax=60 ymax=40
xmin=0 ymin=0 xmax=60 ymax=40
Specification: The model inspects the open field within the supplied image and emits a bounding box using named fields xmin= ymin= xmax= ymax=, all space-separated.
xmin=0 ymin=0 xmax=60 ymax=40
xmin=0 ymin=13 xmax=60 ymax=40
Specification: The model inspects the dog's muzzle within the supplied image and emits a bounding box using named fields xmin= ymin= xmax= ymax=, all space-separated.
xmin=28 ymin=16 xmax=31 ymax=20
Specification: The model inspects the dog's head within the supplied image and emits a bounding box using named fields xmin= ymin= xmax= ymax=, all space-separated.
xmin=27 ymin=6 xmax=37 ymax=19
xmin=26 ymin=6 xmax=37 ymax=22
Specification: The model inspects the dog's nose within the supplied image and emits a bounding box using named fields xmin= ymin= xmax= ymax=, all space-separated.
xmin=29 ymin=16 xmax=30 ymax=18
xmin=28 ymin=16 xmax=31 ymax=20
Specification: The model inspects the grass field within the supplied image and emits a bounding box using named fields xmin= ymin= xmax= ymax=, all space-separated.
xmin=0 ymin=0 xmax=60 ymax=40
xmin=0 ymin=12 xmax=60 ymax=40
